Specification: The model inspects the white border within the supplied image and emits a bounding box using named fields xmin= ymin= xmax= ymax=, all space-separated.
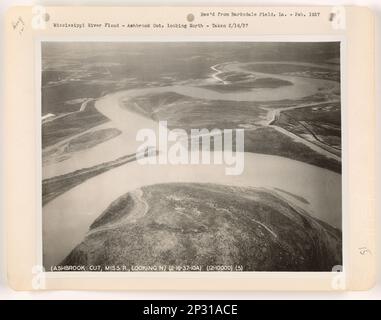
xmin=36 ymin=35 xmax=347 ymax=284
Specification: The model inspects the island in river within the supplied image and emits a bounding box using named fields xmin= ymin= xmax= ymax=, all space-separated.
xmin=42 ymin=42 xmax=342 ymax=271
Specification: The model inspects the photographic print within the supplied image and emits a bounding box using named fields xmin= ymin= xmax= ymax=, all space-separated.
xmin=41 ymin=41 xmax=342 ymax=272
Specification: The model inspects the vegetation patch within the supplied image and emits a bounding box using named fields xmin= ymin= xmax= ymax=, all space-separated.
xmin=61 ymin=183 xmax=342 ymax=271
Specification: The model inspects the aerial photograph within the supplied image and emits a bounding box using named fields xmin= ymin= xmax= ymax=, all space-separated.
xmin=41 ymin=42 xmax=342 ymax=272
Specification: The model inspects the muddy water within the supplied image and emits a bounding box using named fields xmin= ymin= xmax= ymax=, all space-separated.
xmin=43 ymin=152 xmax=341 ymax=268
xmin=42 ymin=61 xmax=339 ymax=179
xmin=42 ymin=62 xmax=341 ymax=268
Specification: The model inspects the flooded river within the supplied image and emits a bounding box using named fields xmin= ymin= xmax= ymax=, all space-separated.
xmin=43 ymin=62 xmax=341 ymax=268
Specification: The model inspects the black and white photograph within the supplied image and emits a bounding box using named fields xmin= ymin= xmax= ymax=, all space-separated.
xmin=41 ymin=41 xmax=342 ymax=273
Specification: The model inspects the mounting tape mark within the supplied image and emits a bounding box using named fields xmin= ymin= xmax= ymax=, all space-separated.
xmin=330 ymin=6 xmax=346 ymax=30
xmin=32 ymin=6 xmax=49 ymax=30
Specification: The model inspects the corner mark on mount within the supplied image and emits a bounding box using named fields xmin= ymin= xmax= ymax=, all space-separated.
xmin=12 ymin=16 xmax=25 ymax=35
xmin=359 ymin=247 xmax=372 ymax=255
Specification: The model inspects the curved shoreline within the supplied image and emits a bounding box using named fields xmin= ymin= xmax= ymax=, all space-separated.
xmin=42 ymin=61 xmax=340 ymax=179
xmin=42 ymin=61 xmax=342 ymax=268
xmin=43 ymin=152 xmax=341 ymax=268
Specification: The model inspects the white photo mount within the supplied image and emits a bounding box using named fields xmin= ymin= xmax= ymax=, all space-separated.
xmin=3 ymin=6 xmax=376 ymax=291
